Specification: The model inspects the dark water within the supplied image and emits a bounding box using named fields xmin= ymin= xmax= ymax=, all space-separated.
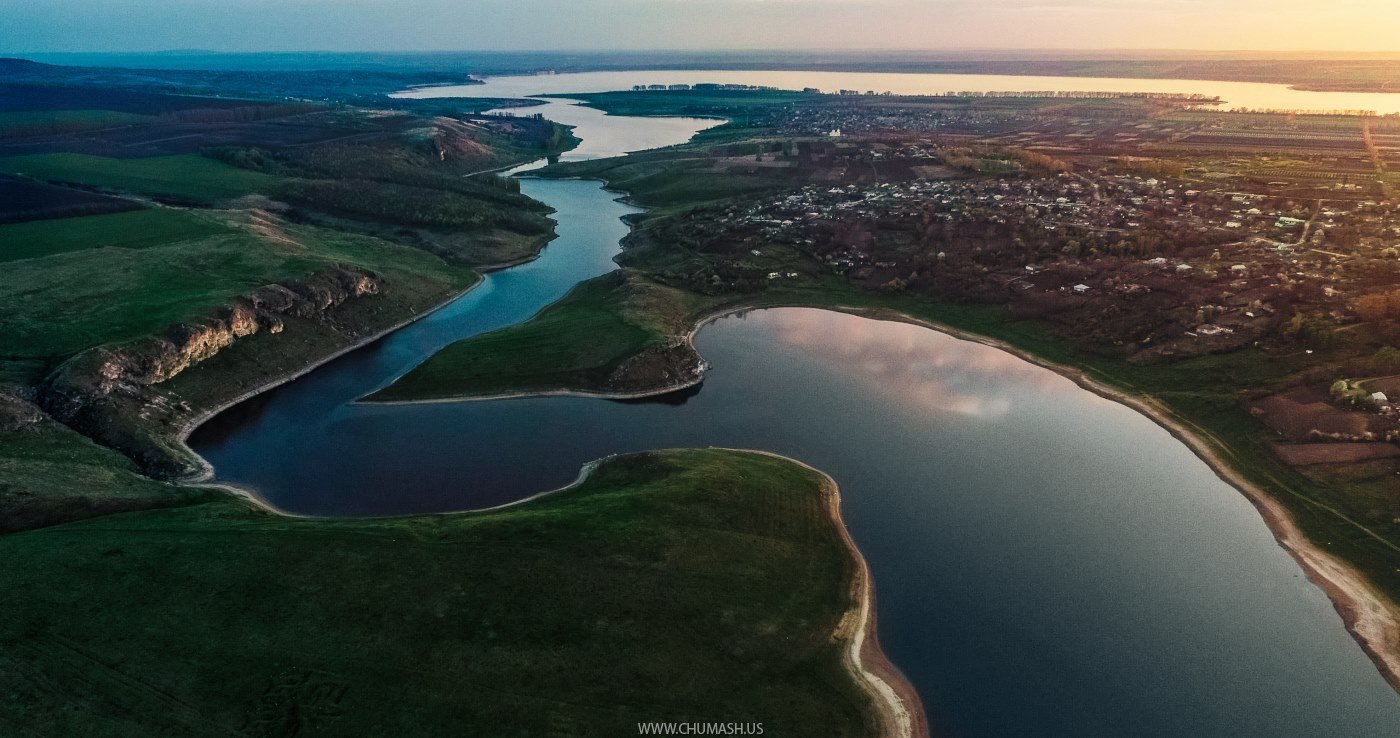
xmin=191 ymin=121 xmax=1400 ymax=736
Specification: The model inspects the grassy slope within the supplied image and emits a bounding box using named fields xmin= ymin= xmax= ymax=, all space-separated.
xmin=0 ymin=100 xmax=560 ymax=475
xmin=0 ymin=213 xmax=474 ymax=376
xmin=0 ymin=110 xmax=153 ymax=132
xmin=0 ymin=449 xmax=878 ymax=737
xmin=371 ymin=271 xmax=705 ymax=401
xmin=0 ymin=412 xmax=216 ymax=534
xmin=0 ymin=208 xmax=229 ymax=264
xmin=0 ymin=153 xmax=282 ymax=203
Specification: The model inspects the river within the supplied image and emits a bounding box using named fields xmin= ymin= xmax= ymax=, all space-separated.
xmin=191 ymin=73 xmax=1400 ymax=736
xmin=395 ymin=68 xmax=1400 ymax=115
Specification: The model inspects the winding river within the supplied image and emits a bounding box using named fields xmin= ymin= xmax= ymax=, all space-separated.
xmin=191 ymin=74 xmax=1400 ymax=736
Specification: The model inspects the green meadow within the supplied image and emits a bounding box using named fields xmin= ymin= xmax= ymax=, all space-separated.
xmin=0 ymin=153 xmax=283 ymax=203
xmin=0 ymin=208 xmax=229 ymax=264
xmin=370 ymin=271 xmax=705 ymax=401
xmin=0 ymin=449 xmax=877 ymax=737
xmin=0 ymin=214 xmax=471 ymax=379
xmin=0 ymin=109 xmax=153 ymax=133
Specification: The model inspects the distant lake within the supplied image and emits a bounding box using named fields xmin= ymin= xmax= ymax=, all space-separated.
xmin=396 ymin=68 xmax=1400 ymax=115
xmin=188 ymin=74 xmax=1400 ymax=736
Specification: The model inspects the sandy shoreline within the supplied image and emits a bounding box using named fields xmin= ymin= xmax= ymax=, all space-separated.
xmin=721 ymin=449 xmax=929 ymax=738
xmin=158 ymin=143 xmax=1396 ymax=706
xmin=199 ymin=447 xmax=928 ymax=736
xmin=370 ymin=297 xmax=1400 ymax=695
xmin=485 ymin=446 xmax=930 ymax=736
xmin=841 ymin=305 xmax=1400 ymax=695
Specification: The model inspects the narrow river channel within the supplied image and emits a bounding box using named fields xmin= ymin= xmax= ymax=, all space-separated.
xmin=191 ymin=80 xmax=1400 ymax=736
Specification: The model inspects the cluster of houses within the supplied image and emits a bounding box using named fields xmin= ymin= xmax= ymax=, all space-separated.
xmin=740 ymin=104 xmax=1035 ymax=137
xmin=710 ymin=174 xmax=1240 ymax=265
xmin=677 ymin=161 xmax=1397 ymax=357
xmin=630 ymin=83 xmax=779 ymax=92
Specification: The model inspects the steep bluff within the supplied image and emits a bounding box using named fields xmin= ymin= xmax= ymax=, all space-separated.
xmin=37 ymin=265 xmax=381 ymax=478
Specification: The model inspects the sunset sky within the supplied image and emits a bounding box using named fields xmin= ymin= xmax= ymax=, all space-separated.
xmin=3 ymin=0 xmax=1400 ymax=53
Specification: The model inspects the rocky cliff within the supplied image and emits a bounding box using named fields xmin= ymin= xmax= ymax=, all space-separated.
xmin=37 ymin=265 xmax=382 ymax=478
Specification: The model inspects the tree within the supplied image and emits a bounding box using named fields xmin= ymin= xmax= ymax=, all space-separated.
xmin=1285 ymin=311 xmax=1336 ymax=349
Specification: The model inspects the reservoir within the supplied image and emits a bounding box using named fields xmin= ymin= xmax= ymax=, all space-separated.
xmin=191 ymin=74 xmax=1400 ymax=736
xmin=396 ymin=68 xmax=1400 ymax=115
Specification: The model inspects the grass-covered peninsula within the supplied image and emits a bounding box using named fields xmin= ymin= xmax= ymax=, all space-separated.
xmin=369 ymin=270 xmax=711 ymax=402
xmin=0 ymin=448 xmax=906 ymax=736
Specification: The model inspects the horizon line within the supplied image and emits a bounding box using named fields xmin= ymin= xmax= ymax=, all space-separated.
xmin=11 ymin=47 xmax=1400 ymax=57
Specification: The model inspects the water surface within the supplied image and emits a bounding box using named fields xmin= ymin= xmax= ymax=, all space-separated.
xmin=397 ymin=68 xmax=1400 ymax=115
xmin=192 ymin=76 xmax=1400 ymax=736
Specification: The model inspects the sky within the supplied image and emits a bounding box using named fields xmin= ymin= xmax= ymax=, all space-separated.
xmin=4 ymin=0 xmax=1400 ymax=54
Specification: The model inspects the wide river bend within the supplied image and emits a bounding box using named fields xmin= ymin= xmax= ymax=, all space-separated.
xmin=192 ymin=73 xmax=1400 ymax=736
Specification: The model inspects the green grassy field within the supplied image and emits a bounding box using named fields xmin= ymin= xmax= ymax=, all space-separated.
xmin=0 ymin=216 xmax=472 ymax=378
xmin=0 ymin=208 xmax=230 ymax=264
xmin=0 ymin=92 xmax=566 ymax=479
xmin=0 ymin=110 xmax=153 ymax=134
xmin=0 ymin=409 xmax=215 ymax=534
xmin=0 ymin=153 xmax=282 ymax=203
xmin=0 ymin=449 xmax=879 ymax=737
xmin=370 ymin=271 xmax=704 ymax=401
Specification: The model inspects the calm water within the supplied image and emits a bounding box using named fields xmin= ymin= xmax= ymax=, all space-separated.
xmin=191 ymin=78 xmax=1400 ymax=736
xmin=396 ymin=68 xmax=1400 ymax=115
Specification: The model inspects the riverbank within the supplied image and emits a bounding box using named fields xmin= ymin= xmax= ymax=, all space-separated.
xmin=368 ymin=271 xmax=1400 ymax=693
xmin=845 ymin=306 xmax=1400 ymax=695
xmin=0 ymin=449 xmax=910 ymax=736
xmin=743 ymin=449 xmax=930 ymax=738
xmin=159 ymin=200 xmax=576 ymax=481
xmin=167 ymin=270 xmax=488 ymax=482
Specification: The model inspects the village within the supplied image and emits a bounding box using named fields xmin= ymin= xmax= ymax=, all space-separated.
xmin=631 ymin=135 xmax=1400 ymax=468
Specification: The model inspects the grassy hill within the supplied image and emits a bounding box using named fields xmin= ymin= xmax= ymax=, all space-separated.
xmin=0 ymin=449 xmax=880 ymax=737
xmin=0 ymin=153 xmax=282 ymax=203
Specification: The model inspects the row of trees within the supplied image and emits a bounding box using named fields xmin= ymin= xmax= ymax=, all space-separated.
xmin=158 ymin=103 xmax=324 ymax=124
xmin=284 ymin=179 xmax=549 ymax=234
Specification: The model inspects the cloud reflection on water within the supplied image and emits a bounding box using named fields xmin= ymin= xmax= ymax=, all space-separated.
xmin=747 ymin=308 xmax=1078 ymax=419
